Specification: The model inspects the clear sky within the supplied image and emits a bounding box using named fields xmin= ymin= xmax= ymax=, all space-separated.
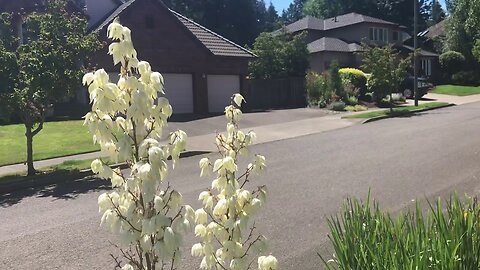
xmin=269 ymin=0 xmax=447 ymax=13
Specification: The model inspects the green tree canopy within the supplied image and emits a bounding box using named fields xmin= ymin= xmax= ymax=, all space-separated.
xmin=281 ymin=0 xmax=307 ymax=24
xmin=445 ymin=0 xmax=480 ymax=63
xmin=163 ymin=0 xmax=281 ymax=46
xmin=249 ymin=31 xmax=309 ymax=79
xmin=303 ymin=0 xmax=430 ymax=31
xmin=361 ymin=45 xmax=411 ymax=108
xmin=0 ymin=0 xmax=100 ymax=175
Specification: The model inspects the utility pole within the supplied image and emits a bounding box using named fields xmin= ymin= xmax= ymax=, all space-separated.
xmin=414 ymin=0 xmax=419 ymax=106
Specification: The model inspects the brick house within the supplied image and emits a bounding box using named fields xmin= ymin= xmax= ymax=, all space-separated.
xmin=283 ymin=13 xmax=439 ymax=78
xmin=87 ymin=0 xmax=255 ymax=114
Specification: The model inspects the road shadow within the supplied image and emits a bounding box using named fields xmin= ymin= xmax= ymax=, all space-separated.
xmin=0 ymin=176 xmax=110 ymax=207
xmin=169 ymin=110 xmax=271 ymax=123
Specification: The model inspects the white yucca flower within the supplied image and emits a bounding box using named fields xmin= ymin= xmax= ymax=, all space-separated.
xmin=84 ymin=19 xmax=192 ymax=270
xmin=193 ymin=94 xmax=276 ymax=269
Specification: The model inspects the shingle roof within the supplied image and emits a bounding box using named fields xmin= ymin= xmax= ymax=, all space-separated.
xmin=307 ymin=37 xmax=362 ymax=53
xmin=90 ymin=0 xmax=255 ymax=58
xmin=170 ymin=10 xmax=255 ymax=58
xmin=402 ymin=45 xmax=438 ymax=57
xmin=285 ymin=12 xmax=403 ymax=33
xmin=418 ymin=20 xmax=446 ymax=39
xmin=285 ymin=16 xmax=325 ymax=32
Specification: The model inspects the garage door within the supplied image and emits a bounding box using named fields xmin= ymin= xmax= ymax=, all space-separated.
xmin=207 ymin=75 xmax=240 ymax=112
xmin=163 ymin=73 xmax=194 ymax=114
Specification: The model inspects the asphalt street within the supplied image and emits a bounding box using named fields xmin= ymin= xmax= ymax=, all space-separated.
xmin=2 ymin=102 xmax=480 ymax=269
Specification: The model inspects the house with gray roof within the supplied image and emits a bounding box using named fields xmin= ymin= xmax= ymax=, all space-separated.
xmin=284 ymin=13 xmax=438 ymax=78
xmin=86 ymin=0 xmax=255 ymax=114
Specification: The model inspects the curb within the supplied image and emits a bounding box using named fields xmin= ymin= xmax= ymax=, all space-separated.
xmin=0 ymin=150 xmax=210 ymax=195
xmin=361 ymin=103 xmax=456 ymax=124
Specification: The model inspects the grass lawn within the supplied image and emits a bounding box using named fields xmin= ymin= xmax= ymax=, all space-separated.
xmin=431 ymin=85 xmax=480 ymax=96
xmin=344 ymin=102 xmax=450 ymax=119
xmin=0 ymin=158 xmax=112 ymax=182
xmin=0 ymin=120 xmax=99 ymax=166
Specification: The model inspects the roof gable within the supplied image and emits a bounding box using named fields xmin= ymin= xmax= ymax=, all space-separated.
xmin=91 ymin=0 xmax=254 ymax=58
xmin=308 ymin=37 xmax=361 ymax=53
xmin=285 ymin=12 xmax=404 ymax=33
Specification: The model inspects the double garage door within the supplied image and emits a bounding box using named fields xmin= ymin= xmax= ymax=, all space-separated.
xmin=163 ymin=73 xmax=240 ymax=113
xmin=105 ymin=73 xmax=240 ymax=114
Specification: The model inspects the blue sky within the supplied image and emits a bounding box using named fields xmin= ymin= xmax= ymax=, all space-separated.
xmin=269 ymin=0 xmax=446 ymax=13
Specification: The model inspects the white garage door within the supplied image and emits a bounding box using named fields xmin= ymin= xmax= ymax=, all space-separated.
xmin=163 ymin=73 xmax=194 ymax=114
xmin=207 ymin=75 xmax=240 ymax=112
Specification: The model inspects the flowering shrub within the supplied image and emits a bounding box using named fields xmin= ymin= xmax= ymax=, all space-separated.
xmin=192 ymin=94 xmax=278 ymax=270
xmin=83 ymin=19 xmax=193 ymax=269
xmin=338 ymin=68 xmax=366 ymax=78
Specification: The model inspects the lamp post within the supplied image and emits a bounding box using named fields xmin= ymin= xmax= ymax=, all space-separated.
xmin=414 ymin=0 xmax=419 ymax=106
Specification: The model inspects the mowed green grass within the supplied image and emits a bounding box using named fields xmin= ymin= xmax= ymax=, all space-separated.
xmin=0 ymin=120 xmax=99 ymax=166
xmin=431 ymin=85 xmax=480 ymax=96
xmin=344 ymin=102 xmax=450 ymax=119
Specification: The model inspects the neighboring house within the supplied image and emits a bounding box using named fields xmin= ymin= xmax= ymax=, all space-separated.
xmin=418 ymin=19 xmax=446 ymax=54
xmin=87 ymin=0 xmax=255 ymax=114
xmin=283 ymin=13 xmax=438 ymax=78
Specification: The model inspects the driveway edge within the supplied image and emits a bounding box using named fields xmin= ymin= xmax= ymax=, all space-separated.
xmin=362 ymin=103 xmax=456 ymax=124
xmin=0 ymin=150 xmax=209 ymax=195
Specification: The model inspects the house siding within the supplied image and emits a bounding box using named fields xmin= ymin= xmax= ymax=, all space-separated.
xmin=326 ymin=23 xmax=406 ymax=46
xmin=309 ymin=52 xmax=358 ymax=73
xmin=91 ymin=0 xmax=250 ymax=113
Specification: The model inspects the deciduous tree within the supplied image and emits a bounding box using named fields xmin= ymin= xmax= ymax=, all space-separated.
xmin=0 ymin=0 xmax=100 ymax=175
xmin=249 ymin=31 xmax=309 ymax=79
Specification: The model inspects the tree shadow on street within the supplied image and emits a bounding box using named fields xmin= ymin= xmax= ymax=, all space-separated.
xmin=0 ymin=176 xmax=110 ymax=207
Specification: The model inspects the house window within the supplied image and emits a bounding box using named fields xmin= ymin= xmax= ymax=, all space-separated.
xmin=421 ymin=58 xmax=432 ymax=76
xmin=393 ymin=31 xmax=399 ymax=41
xmin=369 ymin=27 xmax=388 ymax=42
xmin=146 ymin=16 xmax=154 ymax=29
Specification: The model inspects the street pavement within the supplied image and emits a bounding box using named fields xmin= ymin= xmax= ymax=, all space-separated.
xmin=0 ymin=108 xmax=358 ymax=175
xmin=2 ymin=102 xmax=480 ymax=269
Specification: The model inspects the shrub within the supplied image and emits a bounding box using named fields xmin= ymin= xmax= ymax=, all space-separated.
xmin=330 ymin=101 xmax=346 ymax=111
xmin=361 ymin=45 xmax=410 ymax=110
xmin=346 ymin=95 xmax=358 ymax=106
xmin=320 ymin=193 xmax=480 ymax=269
xmin=305 ymin=71 xmax=330 ymax=107
xmin=345 ymin=105 xmax=367 ymax=112
xmin=328 ymin=61 xmax=345 ymax=100
xmin=339 ymin=68 xmax=367 ymax=99
xmin=439 ymin=51 xmax=466 ymax=69
xmin=451 ymin=71 xmax=480 ymax=85
xmin=354 ymin=105 xmax=368 ymax=111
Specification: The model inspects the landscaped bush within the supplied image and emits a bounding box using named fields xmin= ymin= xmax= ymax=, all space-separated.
xmin=451 ymin=71 xmax=480 ymax=85
xmin=328 ymin=61 xmax=346 ymax=101
xmin=321 ymin=193 xmax=480 ymax=269
xmin=439 ymin=51 xmax=465 ymax=70
xmin=305 ymin=71 xmax=330 ymax=108
xmin=440 ymin=51 xmax=466 ymax=83
xmin=330 ymin=101 xmax=346 ymax=111
xmin=345 ymin=105 xmax=368 ymax=112
xmin=339 ymin=68 xmax=367 ymax=99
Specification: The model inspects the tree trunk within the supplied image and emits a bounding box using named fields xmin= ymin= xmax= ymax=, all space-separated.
xmin=25 ymin=124 xmax=36 ymax=176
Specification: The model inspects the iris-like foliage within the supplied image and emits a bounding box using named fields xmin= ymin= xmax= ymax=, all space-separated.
xmin=321 ymin=193 xmax=480 ymax=270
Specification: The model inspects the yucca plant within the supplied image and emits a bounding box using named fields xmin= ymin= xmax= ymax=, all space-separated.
xmin=320 ymin=192 xmax=480 ymax=270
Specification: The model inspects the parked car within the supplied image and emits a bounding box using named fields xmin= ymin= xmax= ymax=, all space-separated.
xmin=400 ymin=76 xmax=433 ymax=99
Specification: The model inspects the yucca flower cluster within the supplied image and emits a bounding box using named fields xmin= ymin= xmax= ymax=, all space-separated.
xmin=83 ymin=18 xmax=191 ymax=270
xmin=193 ymin=95 xmax=277 ymax=270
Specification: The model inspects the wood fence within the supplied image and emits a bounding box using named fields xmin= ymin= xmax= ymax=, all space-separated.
xmin=244 ymin=77 xmax=306 ymax=111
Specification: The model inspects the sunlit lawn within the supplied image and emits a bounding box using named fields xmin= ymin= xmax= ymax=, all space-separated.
xmin=0 ymin=120 xmax=98 ymax=166
xmin=344 ymin=102 xmax=450 ymax=119
xmin=431 ymin=85 xmax=480 ymax=96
